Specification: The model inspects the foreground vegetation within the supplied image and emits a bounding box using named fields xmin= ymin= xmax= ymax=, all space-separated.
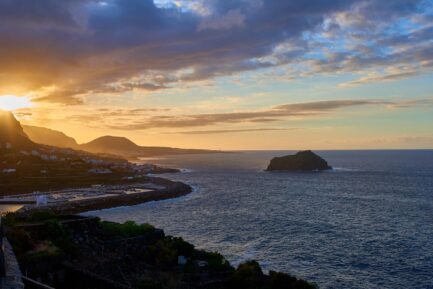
xmin=4 ymin=210 xmax=318 ymax=289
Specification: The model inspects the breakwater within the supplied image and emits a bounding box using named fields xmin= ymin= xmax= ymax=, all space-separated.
xmin=17 ymin=177 xmax=192 ymax=216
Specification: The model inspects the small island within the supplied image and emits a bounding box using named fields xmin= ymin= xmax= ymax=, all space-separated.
xmin=266 ymin=150 xmax=332 ymax=172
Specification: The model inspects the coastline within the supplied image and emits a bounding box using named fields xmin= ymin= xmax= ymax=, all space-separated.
xmin=15 ymin=176 xmax=193 ymax=216
xmin=1 ymin=167 xmax=318 ymax=288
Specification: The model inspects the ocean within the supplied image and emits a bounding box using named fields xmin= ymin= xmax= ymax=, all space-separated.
xmin=84 ymin=150 xmax=433 ymax=289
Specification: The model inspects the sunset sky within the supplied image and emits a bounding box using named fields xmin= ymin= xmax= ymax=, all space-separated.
xmin=1 ymin=0 xmax=433 ymax=149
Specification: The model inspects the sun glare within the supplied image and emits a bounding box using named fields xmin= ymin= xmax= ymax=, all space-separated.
xmin=0 ymin=95 xmax=33 ymax=111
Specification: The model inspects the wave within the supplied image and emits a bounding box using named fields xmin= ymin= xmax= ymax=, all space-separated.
xmin=81 ymin=185 xmax=201 ymax=217
xmin=331 ymin=167 xmax=360 ymax=172
xmin=139 ymin=185 xmax=201 ymax=207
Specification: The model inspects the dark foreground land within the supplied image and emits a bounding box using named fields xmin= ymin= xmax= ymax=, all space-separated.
xmin=3 ymin=210 xmax=317 ymax=289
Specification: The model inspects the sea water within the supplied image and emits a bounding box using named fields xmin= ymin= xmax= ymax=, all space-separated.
xmin=86 ymin=150 xmax=433 ymax=289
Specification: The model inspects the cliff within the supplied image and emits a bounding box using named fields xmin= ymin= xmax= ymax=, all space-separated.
xmin=0 ymin=110 xmax=35 ymax=149
xmin=23 ymin=125 xmax=79 ymax=149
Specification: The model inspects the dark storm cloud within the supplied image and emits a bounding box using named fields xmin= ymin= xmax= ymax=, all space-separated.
xmin=0 ymin=0 xmax=431 ymax=103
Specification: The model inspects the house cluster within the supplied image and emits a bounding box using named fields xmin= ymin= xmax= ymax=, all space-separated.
xmin=20 ymin=147 xmax=111 ymax=167
xmin=27 ymin=149 xmax=59 ymax=161
xmin=1 ymin=141 xmax=162 ymax=177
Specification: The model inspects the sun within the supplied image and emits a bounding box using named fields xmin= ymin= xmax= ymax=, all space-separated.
xmin=0 ymin=95 xmax=33 ymax=111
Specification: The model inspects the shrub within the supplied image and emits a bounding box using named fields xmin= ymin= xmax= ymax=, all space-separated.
xmin=28 ymin=210 xmax=57 ymax=222
xmin=101 ymin=220 xmax=155 ymax=238
xmin=2 ymin=212 xmax=18 ymax=226
xmin=147 ymin=239 xmax=177 ymax=267
xmin=24 ymin=241 xmax=62 ymax=262
xmin=268 ymin=271 xmax=318 ymax=289
xmin=168 ymin=236 xmax=194 ymax=257
xmin=230 ymin=260 xmax=264 ymax=289
xmin=6 ymin=229 xmax=35 ymax=257
xmin=39 ymin=220 xmax=77 ymax=255
xmin=197 ymin=251 xmax=234 ymax=272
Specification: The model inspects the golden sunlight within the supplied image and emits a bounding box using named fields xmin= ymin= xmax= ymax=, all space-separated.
xmin=0 ymin=95 xmax=33 ymax=111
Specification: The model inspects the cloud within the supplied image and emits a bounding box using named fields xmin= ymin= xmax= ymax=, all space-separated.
xmin=339 ymin=71 xmax=420 ymax=87
xmin=198 ymin=9 xmax=245 ymax=31
xmin=167 ymin=127 xmax=297 ymax=135
xmin=104 ymin=99 xmax=391 ymax=130
xmin=0 ymin=0 xmax=431 ymax=104
xmin=20 ymin=97 xmax=432 ymax=133
xmin=385 ymin=98 xmax=433 ymax=109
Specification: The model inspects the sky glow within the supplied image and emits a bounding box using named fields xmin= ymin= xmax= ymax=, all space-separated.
xmin=1 ymin=0 xmax=432 ymax=149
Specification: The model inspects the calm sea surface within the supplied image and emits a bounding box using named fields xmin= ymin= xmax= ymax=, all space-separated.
xmin=85 ymin=150 xmax=433 ymax=289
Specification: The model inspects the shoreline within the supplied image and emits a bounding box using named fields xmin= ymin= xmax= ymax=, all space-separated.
xmin=1 ymin=171 xmax=318 ymax=288
xmin=13 ymin=176 xmax=193 ymax=216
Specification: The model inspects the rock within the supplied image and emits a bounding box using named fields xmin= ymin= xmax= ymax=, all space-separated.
xmin=266 ymin=150 xmax=332 ymax=171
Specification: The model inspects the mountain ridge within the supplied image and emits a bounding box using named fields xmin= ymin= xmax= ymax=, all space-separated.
xmin=81 ymin=135 xmax=219 ymax=158
xmin=22 ymin=125 xmax=219 ymax=159
xmin=23 ymin=125 xmax=79 ymax=149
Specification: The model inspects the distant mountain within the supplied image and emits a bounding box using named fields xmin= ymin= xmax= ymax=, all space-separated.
xmin=80 ymin=136 xmax=142 ymax=156
xmin=0 ymin=110 xmax=35 ymax=149
xmin=81 ymin=135 xmax=218 ymax=158
xmin=14 ymin=122 xmax=218 ymax=159
xmin=23 ymin=125 xmax=79 ymax=149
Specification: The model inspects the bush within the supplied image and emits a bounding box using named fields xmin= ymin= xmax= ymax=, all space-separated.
xmin=39 ymin=220 xmax=77 ymax=255
xmin=101 ymin=220 xmax=155 ymax=238
xmin=268 ymin=271 xmax=318 ymax=289
xmin=2 ymin=212 xmax=18 ymax=226
xmin=230 ymin=260 xmax=264 ymax=289
xmin=168 ymin=236 xmax=194 ymax=257
xmin=147 ymin=239 xmax=177 ymax=267
xmin=6 ymin=229 xmax=35 ymax=257
xmin=199 ymin=251 xmax=233 ymax=272
xmin=28 ymin=210 xmax=58 ymax=222
xmin=24 ymin=241 xmax=62 ymax=262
